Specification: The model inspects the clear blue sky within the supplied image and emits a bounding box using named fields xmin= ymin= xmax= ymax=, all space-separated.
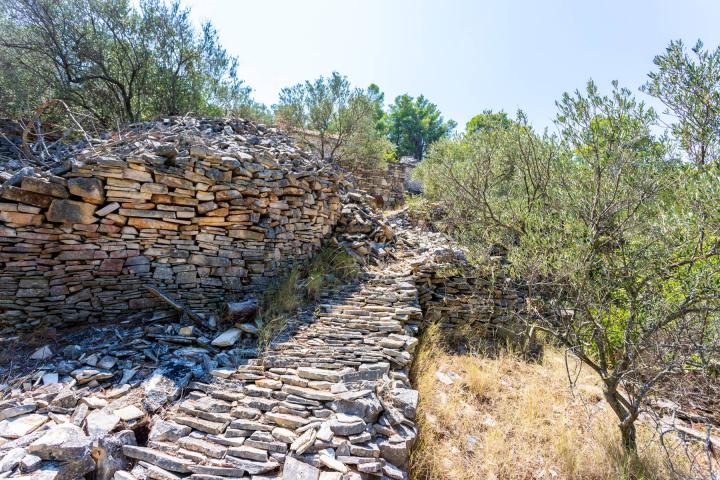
xmin=183 ymin=0 xmax=720 ymax=132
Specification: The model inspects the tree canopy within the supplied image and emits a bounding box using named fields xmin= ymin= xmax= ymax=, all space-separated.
xmin=274 ymin=72 xmax=393 ymax=167
xmin=465 ymin=110 xmax=514 ymax=134
xmin=386 ymin=94 xmax=456 ymax=160
xmin=643 ymin=39 xmax=720 ymax=166
xmin=0 ymin=0 xmax=267 ymax=124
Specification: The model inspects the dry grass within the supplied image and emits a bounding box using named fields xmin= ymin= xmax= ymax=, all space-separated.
xmin=255 ymin=246 xmax=359 ymax=350
xmin=410 ymin=324 xmax=713 ymax=480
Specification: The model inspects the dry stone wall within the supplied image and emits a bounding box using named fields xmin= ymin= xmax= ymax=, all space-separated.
xmin=348 ymin=163 xmax=412 ymax=208
xmin=0 ymin=118 xmax=344 ymax=332
xmin=414 ymin=260 xmax=519 ymax=329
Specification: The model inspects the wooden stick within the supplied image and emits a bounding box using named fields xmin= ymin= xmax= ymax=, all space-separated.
xmin=144 ymin=286 xmax=205 ymax=327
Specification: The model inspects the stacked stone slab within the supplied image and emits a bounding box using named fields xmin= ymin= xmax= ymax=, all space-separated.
xmin=0 ymin=118 xmax=344 ymax=331
xmin=413 ymin=262 xmax=519 ymax=329
xmin=387 ymin=212 xmax=521 ymax=330
xmin=345 ymin=163 xmax=414 ymax=209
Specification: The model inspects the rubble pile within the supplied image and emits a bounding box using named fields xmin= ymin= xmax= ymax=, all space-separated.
xmin=332 ymin=193 xmax=395 ymax=265
xmin=0 ymin=117 xmax=345 ymax=331
xmin=0 ymin=118 xmax=87 ymax=175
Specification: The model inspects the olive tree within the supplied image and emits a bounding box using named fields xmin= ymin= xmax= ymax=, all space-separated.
xmin=275 ymin=72 xmax=392 ymax=165
xmin=418 ymin=81 xmax=720 ymax=455
xmin=0 ymin=0 xmax=258 ymax=124
xmin=643 ymin=40 xmax=720 ymax=166
xmin=526 ymin=81 xmax=720 ymax=452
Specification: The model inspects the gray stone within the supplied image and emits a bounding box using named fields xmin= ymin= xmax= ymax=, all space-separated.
xmin=148 ymin=420 xmax=191 ymax=443
xmin=211 ymin=329 xmax=242 ymax=347
xmin=27 ymin=424 xmax=91 ymax=461
xmin=390 ymin=389 xmax=418 ymax=420
xmin=86 ymin=410 xmax=120 ymax=439
xmin=225 ymin=456 xmax=278 ymax=474
xmin=0 ymin=447 xmax=25 ymax=472
xmin=379 ymin=439 xmax=408 ymax=466
xmin=121 ymin=445 xmax=193 ymax=473
xmin=282 ymin=456 xmax=320 ymax=480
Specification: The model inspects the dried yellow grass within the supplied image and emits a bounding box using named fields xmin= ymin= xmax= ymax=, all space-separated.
xmin=410 ymin=325 xmax=709 ymax=480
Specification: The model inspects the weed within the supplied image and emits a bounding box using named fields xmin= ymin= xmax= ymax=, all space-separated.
xmin=253 ymin=246 xmax=359 ymax=351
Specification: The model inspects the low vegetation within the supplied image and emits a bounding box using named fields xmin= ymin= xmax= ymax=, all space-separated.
xmin=255 ymin=246 xmax=359 ymax=350
xmin=411 ymin=324 xmax=715 ymax=480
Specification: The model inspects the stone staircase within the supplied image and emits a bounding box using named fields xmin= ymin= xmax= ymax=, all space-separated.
xmin=118 ymin=266 xmax=423 ymax=479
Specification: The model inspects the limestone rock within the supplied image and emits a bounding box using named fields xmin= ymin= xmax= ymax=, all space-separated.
xmin=68 ymin=177 xmax=104 ymax=203
xmin=282 ymin=456 xmax=320 ymax=480
xmin=46 ymin=199 xmax=97 ymax=224
xmin=27 ymin=424 xmax=91 ymax=461
xmin=211 ymin=328 xmax=242 ymax=347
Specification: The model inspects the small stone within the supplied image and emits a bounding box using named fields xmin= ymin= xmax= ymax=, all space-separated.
xmin=379 ymin=438 xmax=408 ymax=466
xmin=265 ymin=412 xmax=309 ymax=429
xmin=271 ymin=427 xmax=297 ymax=444
xmin=329 ymin=416 xmax=366 ymax=436
xmin=0 ymin=447 xmax=25 ymax=473
xmin=210 ymin=368 xmax=235 ymax=379
xmin=98 ymin=356 xmax=118 ymax=370
xmin=0 ymin=403 xmax=37 ymax=420
xmin=178 ymin=326 xmax=194 ymax=336
xmin=30 ymin=345 xmax=53 ymax=360
xmin=227 ymin=445 xmax=268 ymax=462
xmin=391 ymin=389 xmax=418 ymax=420
xmin=283 ymin=456 xmax=320 ymax=480
xmin=122 ymin=445 xmax=193 ymax=473
xmin=19 ymin=454 xmax=42 ymax=473
xmin=148 ymin=419 xmax=191 ymax=442
xmin=211 ymin=328 xmax=242 ymax=347
xmin=115 ymin=405 xmax=145 ymax=421
xmin=290 ymin=428 xmax=316 ymax=455
xmin=225 ymin=456 xmax=278 ymax=475
xmin=297 ymin=367 xmax=342 ymax=383
xmin=42 ymin=373 xmax=59 ymax=385
xmin=81 ymin=396 xmax=108 ymax=409
xmin=0 ymin=413 xmax=47 ymax=439
xmin=85 ymin=410 xmax=120 ymax=439
xmin=71 ymin=367 xmax=114 ymax=384
xmin=319 ymin=454 xmax=348 ymax=473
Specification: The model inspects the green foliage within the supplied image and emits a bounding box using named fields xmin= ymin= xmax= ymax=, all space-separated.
xmin=275 ymin=72 xmax=393 ymax=167
xmin=643 ymin=39 xmax=720 ymax=166
xmin=386 ymin=94 xmax=456 ymax=160
xmin=0 ymin=0 xmax=266 ymax=124
xmin=418 ymin=79 xmax=720 ymax=453
xmin=416 ymin=110 xmax=556 ymax=250
xmin=465 ymin=110 xmax=514 ymax=134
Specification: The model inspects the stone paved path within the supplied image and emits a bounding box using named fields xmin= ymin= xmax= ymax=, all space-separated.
xmin=127 ymin=263 xmax=423 ymax=479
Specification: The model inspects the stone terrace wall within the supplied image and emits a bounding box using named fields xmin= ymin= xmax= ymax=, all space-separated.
xmin=413 ymin=257 xmax=520 ymax=330
xmin=349 ymin=163 xmax=412 ymax=208
xmin=0 ymin=118 xmax=344 ymax=332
